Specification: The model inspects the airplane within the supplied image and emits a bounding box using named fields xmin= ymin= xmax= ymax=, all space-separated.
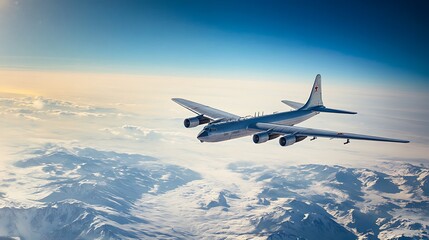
xmin=172 ymin=74 xmax=409 ymax=147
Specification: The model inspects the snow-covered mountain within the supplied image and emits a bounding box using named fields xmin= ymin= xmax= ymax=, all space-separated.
xmin=229 ymin=163 xmax=429 ymax=239
xmin=0 ymin=147 xmax=427 ymax=239
xmin=0 ymin=147 xmax=200 ymax=240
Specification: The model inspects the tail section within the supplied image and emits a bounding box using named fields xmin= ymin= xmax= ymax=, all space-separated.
xmin=301 ymin=74 xmax=323 ymax=109
xmin=281 ymin=99 xmax=304 ymax=109
xmin=300 ymin=74 xmax=357 ymax=114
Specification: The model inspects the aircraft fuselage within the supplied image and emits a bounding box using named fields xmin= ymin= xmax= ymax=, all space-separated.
xmin=197 ymin=110 xmax=318 ymax=142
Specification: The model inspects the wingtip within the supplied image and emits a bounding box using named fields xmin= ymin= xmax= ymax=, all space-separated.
xmin=341 ymin=110 xmax=358 ymax=114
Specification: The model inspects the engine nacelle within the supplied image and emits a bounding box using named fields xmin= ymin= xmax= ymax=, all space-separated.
xmin=253 ymin=132 xmax=270 ymax=144
xmin=184 ymin=116 xmax=210 ymax=128
xmin=253 ymin=131 xmax=280 ymax=144
xmin=279 ymin=135 xmax=307 ymax=147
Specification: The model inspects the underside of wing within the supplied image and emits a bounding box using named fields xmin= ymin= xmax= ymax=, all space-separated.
xmin=252 ymin=122 xmax=409 ymax=143
xmin=172 ymin=98 xmax=240 ymax=120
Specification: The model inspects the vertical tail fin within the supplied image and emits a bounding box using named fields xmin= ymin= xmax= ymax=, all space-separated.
xmin=301 ymin=74 xmax=323 ymax=109
xmin=300 ymin=74 xmax=357 ymax=114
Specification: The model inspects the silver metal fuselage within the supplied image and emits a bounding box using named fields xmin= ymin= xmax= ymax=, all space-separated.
xmin=197 ymin=110 xmax=318 ymax=142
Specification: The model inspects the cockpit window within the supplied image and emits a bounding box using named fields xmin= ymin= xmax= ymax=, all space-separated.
xmin=207 ymin=127 xmax=216 ymax=132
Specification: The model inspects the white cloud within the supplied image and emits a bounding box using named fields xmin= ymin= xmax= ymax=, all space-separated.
xmin=0 ymin=96 xmax=123 ymax=121
xmin=100 ymin=124 xmax=176 ymax=142
xmin=32 ymin=98 xmax=45 ymax=110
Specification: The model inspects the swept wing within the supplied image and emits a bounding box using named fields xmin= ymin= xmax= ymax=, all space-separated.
xmin=252 ymin=122 xmax=409 ymax=143
xmin=172 ymin=98 xmax=240 ymax=121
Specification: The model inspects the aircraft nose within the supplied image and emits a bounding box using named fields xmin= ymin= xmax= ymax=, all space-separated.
xmin=197 ymin=130 xmax=209 ymax=141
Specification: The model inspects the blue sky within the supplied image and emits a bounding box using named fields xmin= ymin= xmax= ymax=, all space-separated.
xmin=0 ymin=0 xmax=428 ymax=86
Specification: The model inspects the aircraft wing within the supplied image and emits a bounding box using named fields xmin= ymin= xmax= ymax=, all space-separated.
xmin=252 ymin=122 xmax=409 ymax=143
xmin=172 ymin=98 xmax=240 ymax=120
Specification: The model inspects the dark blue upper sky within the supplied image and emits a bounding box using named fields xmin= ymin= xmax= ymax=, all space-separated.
xmin=1 ymin=0 xmax=428 ymax=85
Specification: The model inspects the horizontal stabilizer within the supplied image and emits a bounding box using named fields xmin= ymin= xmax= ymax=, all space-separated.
xmin=310 ymin=106 xmax=357 ymax=114
xmin=281 ymin=100 xmax=304 ymax=109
